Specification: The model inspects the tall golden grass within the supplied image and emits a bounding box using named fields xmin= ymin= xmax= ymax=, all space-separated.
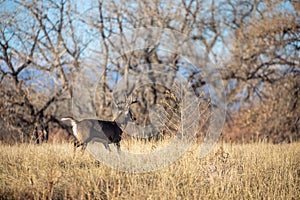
xmin=0 ymin=140 xmax=299 ymax=199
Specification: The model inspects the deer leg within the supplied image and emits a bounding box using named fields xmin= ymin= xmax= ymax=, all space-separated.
xmin=80 ymin=143 xmax=87 ymax=155
xmin=103 ymin=142 xmax=111 ymax=151
xmin=115 ymin=142 xmax=121 ymax=153
xmin=73 ymin=141 xmax=77 ymax=158
xmin=73 ymin=140 xmax=84 ymax=157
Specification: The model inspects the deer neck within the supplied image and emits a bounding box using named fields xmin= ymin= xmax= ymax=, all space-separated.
xmin=114 ymin=112 xmax=130 ymax=131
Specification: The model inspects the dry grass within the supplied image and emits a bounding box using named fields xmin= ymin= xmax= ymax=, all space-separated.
xmin=0 ymin=140 xmax=299 ymax=199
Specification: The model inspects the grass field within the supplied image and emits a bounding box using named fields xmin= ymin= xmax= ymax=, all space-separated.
xmin=0 ymin=141 xmax=299 ymax=199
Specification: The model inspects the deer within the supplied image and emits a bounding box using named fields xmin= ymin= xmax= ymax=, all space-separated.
xmin=61 ymin=97 xmax=137 ymax=154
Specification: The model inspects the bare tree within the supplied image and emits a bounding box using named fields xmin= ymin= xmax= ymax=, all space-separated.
xmin=0 ymin=0 xmax=298 ymax=143
xmin=0 ymin=0 xmax=90 ymax=143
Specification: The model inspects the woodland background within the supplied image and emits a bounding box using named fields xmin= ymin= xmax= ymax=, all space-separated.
xmin=0 ymin=0 xmax=299 ymax=144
